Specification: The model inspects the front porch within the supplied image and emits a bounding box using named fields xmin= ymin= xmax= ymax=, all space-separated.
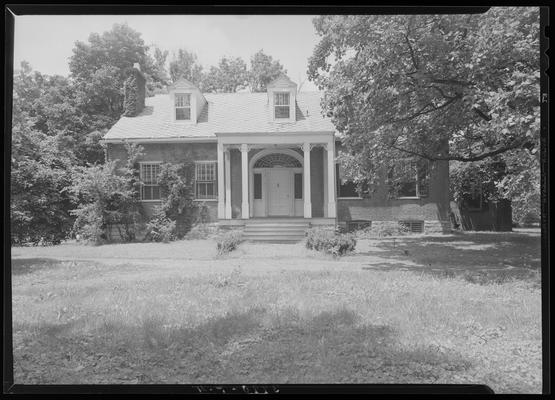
xmin=216 ymin=132 xmax=337 ymax=221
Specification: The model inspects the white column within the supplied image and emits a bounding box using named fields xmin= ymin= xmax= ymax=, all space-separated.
xmin=303 ymin=143 xmax=312 ymax=218
xmin=217 ymin=143 xmax=225 ymax=219
xmin=224 ymin=148 xmax=232 ymax=219
xmin=326 ymin=141 xmax=336 ymax=218
xmin=240 ymin=144 xmax=249 ymax=219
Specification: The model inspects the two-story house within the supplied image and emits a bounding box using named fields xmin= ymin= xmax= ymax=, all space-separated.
xmin=102 ymin=65 xmax=451 ymax=241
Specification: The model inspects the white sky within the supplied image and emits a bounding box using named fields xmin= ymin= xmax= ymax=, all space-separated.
xmin=13 ymin=14 xmax=321 ymax=91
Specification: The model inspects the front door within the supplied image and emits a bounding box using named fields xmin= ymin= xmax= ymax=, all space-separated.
xmin=268 ymin=169 xmax=291 ymax=216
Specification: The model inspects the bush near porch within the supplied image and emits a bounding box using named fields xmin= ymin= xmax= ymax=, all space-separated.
xmin=305 ymin=227 xmax=357 ymax=256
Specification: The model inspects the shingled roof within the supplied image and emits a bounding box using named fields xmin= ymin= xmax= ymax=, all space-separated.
xmin=103 ymin=91 xmax=335 ymax=141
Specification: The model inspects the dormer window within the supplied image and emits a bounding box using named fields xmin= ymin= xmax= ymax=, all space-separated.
xmin=274 ymin=92 xmax=290 ymax=119
xmin=175 ymin=93 xmax=191 ymax=121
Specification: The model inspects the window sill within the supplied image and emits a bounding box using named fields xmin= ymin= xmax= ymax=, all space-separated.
xmin=194 ymin=199 xmax=218 ymax=202
xmin=140 ymin=199 xmax=162 ymax=203
xmin=397 ymin=196 xmax=420 ymax=200
xmin=338 ymin=197 xmax=363 ymax=200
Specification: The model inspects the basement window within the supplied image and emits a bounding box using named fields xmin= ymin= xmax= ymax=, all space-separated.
xmin=398 ymin=220 xmax=424 ymax=233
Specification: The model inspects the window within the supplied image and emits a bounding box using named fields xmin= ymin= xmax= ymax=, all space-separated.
xmin=294 ymin=173 xmax=303 ymax=199
xmin=336 ymin=164 xmax=365 ymax=198
xmin=175 ymin=93 xmax=191 ymax=120
xmin=140 ymin=163 xmax=161 ymax=201
xmin=274 ymin=92 xmax=290 ymax=119
xmin=393 ymin=160 xmax=429 ymax=198
xmin=195 ymin=161 xmax=217 ymax=199
xmin=254 ymin=173 xmax=262 ymax=200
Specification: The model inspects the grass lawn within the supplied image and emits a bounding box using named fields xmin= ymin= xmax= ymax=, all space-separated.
xmin=11 ymin=229 xmax=542 ymax=393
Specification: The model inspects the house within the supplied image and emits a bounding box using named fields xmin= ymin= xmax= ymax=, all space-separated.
xmin=101 ymin=65 xmax=451 ymax=240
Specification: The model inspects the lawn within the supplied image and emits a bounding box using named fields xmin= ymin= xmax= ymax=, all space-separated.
xmin=11 ymin=229 xmax=542 ymax=393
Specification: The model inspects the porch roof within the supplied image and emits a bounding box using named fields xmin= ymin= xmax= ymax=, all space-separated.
xmin=103 ymin=91 xmax=336 ymax=141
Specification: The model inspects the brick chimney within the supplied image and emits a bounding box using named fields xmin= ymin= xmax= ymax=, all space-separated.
xmin=123 ymin=63 xmax=146 ymax=117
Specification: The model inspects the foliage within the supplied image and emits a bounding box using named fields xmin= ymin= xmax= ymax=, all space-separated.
xmin=308 ymin=9 xmax=540 ymax=193
xmin=249 ymin=50 xmax=287 ymax=92
xmin=69 ymin=23 xmax=160 ymax=128
xmin=69 ymin=143 xmax=144 ymax=244
xmin=10 ymin=118 xmax=75 ymax=245
xmin=144 ymin=207 xmax=176 ymax=243
xmin=216 ymin=230 xmax=244 ymax=254
xmin=496 ymin=150 xmax=541 ymax=225
xmin=305 ymin=227 xmax=357 ymax=256
xmin=203 ymin=57 xmax=248 ymax=93
xmin=156 ymin=162 xmax=198 ymax=238
xmin=168 ymin=49 xmax=204 ymax=85
xmin=122 ymin=69 xmax=144 ymax=117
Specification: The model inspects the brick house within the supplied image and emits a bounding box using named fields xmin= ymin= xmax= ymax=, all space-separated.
xmin=102 ymin=66 xmax=451 ymax=239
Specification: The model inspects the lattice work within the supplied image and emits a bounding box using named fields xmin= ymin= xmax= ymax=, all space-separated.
xmin=254 ymin=153 xmax=302 ymax=168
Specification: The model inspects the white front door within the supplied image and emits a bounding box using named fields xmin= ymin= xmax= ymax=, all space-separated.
xmin=268 ymin=169 xmax=291 ymax=216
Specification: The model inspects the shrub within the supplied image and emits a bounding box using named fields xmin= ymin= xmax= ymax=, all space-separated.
xmin=305 ymin=227 xmax=356 ymax=256
xmin=216 ymin=230 xmax=243 ymax=255
xmin=69 ymin=143 xmax=144 ymax=244
xmin=144 ymin=207 xmax=176 ymax=242
xmin=157 ymin=162 xmax=197 ymax=238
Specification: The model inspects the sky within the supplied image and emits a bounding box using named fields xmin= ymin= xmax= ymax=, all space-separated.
xmin=13 ymin=14 xmax=321 ymax=91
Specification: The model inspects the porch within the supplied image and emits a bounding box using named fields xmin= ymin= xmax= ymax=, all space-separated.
xmin=216 ymin=132 xmax=337 ymax=221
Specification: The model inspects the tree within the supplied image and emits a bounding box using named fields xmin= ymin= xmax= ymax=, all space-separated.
xmin=145 ymin=45 xmax=170 ymax=93
xmin=203 ymin=56 xmax=248 ymax=93
xmin=308 ymin=9 xmax=540 ymax=191
xmin=248 ymin=50 xmax=287 ymax=92
xmin=69 ymin=23 xmax=156 ymax=125
xmin=10 ymin=99 xmax=75 ymax=245
xmin=168 ymin=49 xmax=204 ymax=85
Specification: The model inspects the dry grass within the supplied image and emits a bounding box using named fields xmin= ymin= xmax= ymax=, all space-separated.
xmin=11 ymin=229 xmax=542 ymax=392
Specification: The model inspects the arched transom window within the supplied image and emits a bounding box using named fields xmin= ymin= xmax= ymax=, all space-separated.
xmin=253 ymin=153 xmax=302 ymax=168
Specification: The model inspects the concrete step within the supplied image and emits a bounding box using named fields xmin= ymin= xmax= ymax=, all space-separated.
xmin=245 ymin=225 xmax=308 ymax=232
xmin=246 ymin=219 xmax=308 ymax=224
xmin=243 ymin=237 xmax=306 ymax=243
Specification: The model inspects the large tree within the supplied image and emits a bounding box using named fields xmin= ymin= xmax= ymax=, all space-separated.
xmin=308 ymin=9 xmax=540 ymax=191
xmin=69 ymin=23 xmax=156 ymax=125
xmin=203 ymin=56 xmax=248 ymax=93
xmin=168 ymin=49 xmax=204 ymax=85
xmin=248 ymin=50 xmax=287 ymax=92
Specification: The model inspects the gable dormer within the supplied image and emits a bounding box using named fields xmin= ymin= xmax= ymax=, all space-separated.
xmin=267 ymin=74 xmax=297 ymax=123
xmin=168 ymin=78 xmax=207 ymax=124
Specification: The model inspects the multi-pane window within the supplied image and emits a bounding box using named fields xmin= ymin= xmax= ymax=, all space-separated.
xmin=336 ymin=163 xmax=365 ymax=198
xmin=274 ymin=92 xmax=290 ymax=119
xmin=195 ymin=161 xmax=217 ymax=199
xmin=175 ymin=93 xmax=191 ymax=120
xmin=393 ymin=159 xmax=429 ymax=198
xmin=140 ymin=163 xmax=161 ymax=200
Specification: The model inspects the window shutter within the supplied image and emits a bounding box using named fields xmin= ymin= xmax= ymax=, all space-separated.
xmin=418 ymin=161 xmax=430 ymax=198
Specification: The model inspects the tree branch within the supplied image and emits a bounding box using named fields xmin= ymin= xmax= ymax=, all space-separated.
xmin=391 ymin=138 xmax=531 ymax=162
